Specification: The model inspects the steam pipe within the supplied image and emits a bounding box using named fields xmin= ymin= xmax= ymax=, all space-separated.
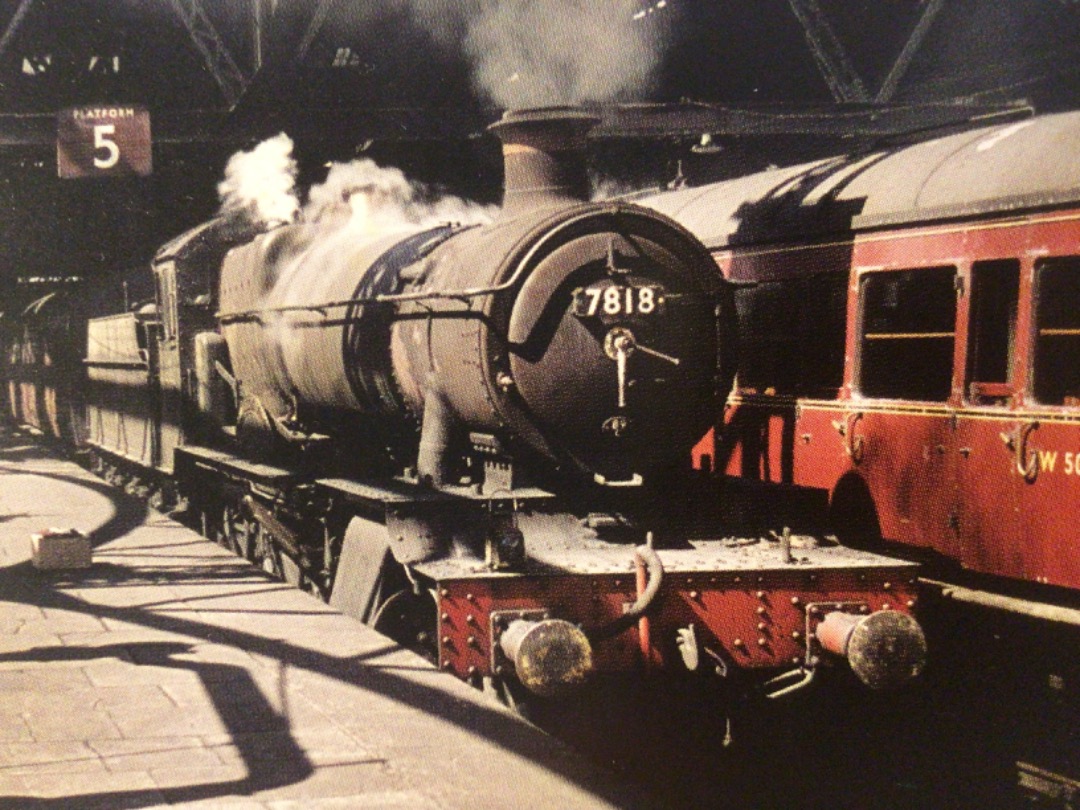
xmin=416 ymin=382 xmax=454 ymax=487
xmin=635 ymin=544 xmax=652 ymax=661
xmin=588 ymin=545 xmax=664 ymax=642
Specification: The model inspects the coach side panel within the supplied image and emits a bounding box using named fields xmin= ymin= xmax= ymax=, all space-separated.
xmin=720 ymin=212 xmax=1080 ymax=590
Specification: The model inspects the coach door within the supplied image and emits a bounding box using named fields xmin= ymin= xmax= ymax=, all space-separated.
xmin=955 ymin=259 xmax=1023 ymax=579
xmin=850 ymin=266 xmax=961 ymax=553
xmin=1015 ymin=258 xmax=1080 ymax=589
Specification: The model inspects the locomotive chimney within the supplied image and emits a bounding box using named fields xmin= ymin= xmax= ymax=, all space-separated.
xmin=489 ymin=107 xmax=600 ymax=216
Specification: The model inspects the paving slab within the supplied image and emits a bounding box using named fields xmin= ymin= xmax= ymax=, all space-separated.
xmin=0 ymin=426 xmax=649 ymax=809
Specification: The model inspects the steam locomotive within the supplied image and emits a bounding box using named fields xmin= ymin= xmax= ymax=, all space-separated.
xmin=3 ymin=108 xmax=926 ymax=702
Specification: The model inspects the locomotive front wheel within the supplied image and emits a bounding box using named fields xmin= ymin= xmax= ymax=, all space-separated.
xmin=220 ymin=502 xmax=254 ymax=558
xmin=252 ymin=524 xmax=282 ymax=578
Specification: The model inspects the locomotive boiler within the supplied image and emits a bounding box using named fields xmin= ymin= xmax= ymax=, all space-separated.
xmin=216 ymin=108 xmax=723 ymax=493
xmin=67 ymin=107 xmax=926 ymax=702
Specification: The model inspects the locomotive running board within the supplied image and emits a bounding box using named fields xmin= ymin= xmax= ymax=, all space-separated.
xmin=413 ymin=516 xmax=921 ymax=681
xmin=175 ymin=445 xmax=555 ymax=511
xmin=175 ymin=445 xmax=303 ymax=488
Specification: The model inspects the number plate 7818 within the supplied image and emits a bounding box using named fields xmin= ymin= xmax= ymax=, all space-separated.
xmin=572 ymin=284 xmax=664 ymax=318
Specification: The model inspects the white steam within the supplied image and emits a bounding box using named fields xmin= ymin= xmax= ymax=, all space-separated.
xmin=304 ymin=159 xmax=495 ymax=237
xmin=217 ymin=134 xmax=493 ymax=238
xmin=590 ymin=175 xmax=657 ymax=202
xmin=457 ymin=0 xmax=668 ymax=108
xmin=217 ymin=133 xmax=300 ymax=227
xmin=319 ymin=0 xmax=673 ymax=109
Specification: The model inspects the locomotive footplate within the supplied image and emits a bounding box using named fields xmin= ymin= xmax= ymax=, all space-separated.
xmin=176 ymin=445 xmax=305 ymax=488
xmin=418 ymin=524 xmax=921 ymax=689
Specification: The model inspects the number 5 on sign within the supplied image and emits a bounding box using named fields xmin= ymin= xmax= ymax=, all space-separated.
xmin=93 ymin=125 xmax=120 ymax=169
xmin=57 ymin=106 xmax=152 ymax=178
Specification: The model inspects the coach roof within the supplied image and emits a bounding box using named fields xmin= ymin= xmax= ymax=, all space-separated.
xmin=643 ymin=110 xmax=1080 ymax=249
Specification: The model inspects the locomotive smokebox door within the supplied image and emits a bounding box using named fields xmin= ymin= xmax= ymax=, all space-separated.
xmin=505 ymin=223 xmax=720 ymax=483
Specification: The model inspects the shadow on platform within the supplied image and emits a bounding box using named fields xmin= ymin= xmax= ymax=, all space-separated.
xmin=0 ymin=445 xmax=645 ymax=809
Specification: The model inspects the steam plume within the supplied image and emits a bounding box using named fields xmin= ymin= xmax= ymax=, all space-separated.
xmin=217 ymin=133 xmax=300 ymax=227
xmin=319 ymin=1 xmax=673 ymax=109
xmin=305 ymin=159 xmax=495 ymax=237
xmin=458 ymin=0 xmax=669 ymax=108
xmin=217 ymin=134 xmax=493 ymax=237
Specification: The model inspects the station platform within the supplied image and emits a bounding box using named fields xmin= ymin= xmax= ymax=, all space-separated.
xmin=0 ymin=427 xmax=647 ymax=809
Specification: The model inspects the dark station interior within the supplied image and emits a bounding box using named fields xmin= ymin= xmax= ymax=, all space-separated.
xmin=3 ymin=0 xmax=1080 ymax=312
xmin=2 ymin=3 xmax=1080 ymax=809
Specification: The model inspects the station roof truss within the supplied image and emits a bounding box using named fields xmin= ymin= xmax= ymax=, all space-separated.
xmin=0 ymin=0 xmax=1075 ymax=152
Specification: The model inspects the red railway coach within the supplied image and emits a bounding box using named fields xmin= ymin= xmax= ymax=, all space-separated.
xmin=645 ymin=111 xmax=1080 ymax=605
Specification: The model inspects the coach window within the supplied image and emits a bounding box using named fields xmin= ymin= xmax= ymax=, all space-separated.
xmin=734 ymin=273 xmax=846 ymax=397
xmin=857 ymin=267 xmax=957 ymax=401
xmin=1033 ymin=258 xmax=1080 ymax=406
xmin=966 ymin=260 xmax=1020 ymax=405
xmin=735 ymin=282 xmax=797 ymax=394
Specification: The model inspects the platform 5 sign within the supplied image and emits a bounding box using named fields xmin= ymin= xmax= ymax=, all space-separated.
xmin=57 ymin=105 xmax=152 ymax=178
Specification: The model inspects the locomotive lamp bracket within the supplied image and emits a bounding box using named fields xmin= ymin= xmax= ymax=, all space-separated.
xmin=604 ymin=236 xmax=630 ymax=278
xmin=484 ymin=493 xmax=526 ymax=570
xmin=484 ymin=522 xmax=525 ymax=570
xmin=469 ymin=433 xmax=521 ymax=494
